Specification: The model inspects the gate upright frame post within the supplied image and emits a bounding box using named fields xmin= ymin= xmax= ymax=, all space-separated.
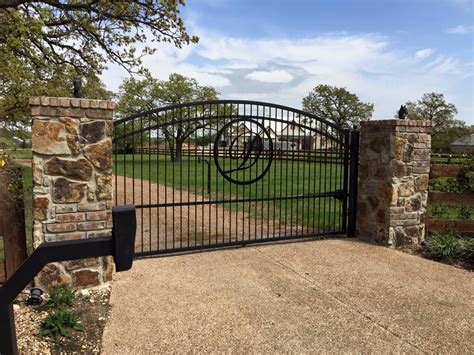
xmin=341 ymin=130 xmax=350 ymax=234
xmin=347 ymin=129 xmax=359 ymax=238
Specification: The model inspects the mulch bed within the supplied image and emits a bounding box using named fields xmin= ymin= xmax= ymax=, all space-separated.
xmin=14 ymin=287 xmax=111 ymax=354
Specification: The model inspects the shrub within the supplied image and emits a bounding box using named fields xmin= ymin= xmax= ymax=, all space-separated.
xmin=460 ymin=238 xmax=474 ymax=263
xmin=39 ymin=308 xmax=83 ymax=339
xmin=425 ymin=230 xmax=463 ymax=260
xmin=458 ymin=206 xmax=471 ymax=220
xmin=45 ymin=286 xmax=75 ymax=309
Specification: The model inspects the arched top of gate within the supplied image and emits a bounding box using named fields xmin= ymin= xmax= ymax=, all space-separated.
xmin=115 ymin=99 xmax=345 ymax=130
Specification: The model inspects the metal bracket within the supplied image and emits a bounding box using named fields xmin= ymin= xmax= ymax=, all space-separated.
xmin=0 ymin=205 xmax=136 ymax=355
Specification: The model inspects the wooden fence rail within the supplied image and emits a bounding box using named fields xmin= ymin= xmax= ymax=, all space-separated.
xmin=427 ymin=163 xmax=474 ymax=234
xmin=130 ymin=147 xmax=344 ymax=163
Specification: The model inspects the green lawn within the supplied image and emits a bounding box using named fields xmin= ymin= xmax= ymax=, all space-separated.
xmin=114 ymin=154 xmax=347 ymax=230
xmin=2 ymin=149 xmax=33 ymax=160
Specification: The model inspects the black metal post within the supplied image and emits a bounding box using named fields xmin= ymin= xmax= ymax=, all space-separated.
xmin=341 ymin=130 xmax=350 ymax=233
xmin=347 ymin=130 xmax=359 ymax=238
xmin=0 ymin=206 xmax=136 ymax=355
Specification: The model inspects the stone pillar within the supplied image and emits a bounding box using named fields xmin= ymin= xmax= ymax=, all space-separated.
xmin=356 ymin=120 xmax=432 ymax=247
xmin=30 ymin=96 xmax=115 ymax=289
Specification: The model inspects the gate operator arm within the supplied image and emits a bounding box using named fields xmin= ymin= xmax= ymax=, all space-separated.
xmin=0 ymin=205 xmax=136 ymax=355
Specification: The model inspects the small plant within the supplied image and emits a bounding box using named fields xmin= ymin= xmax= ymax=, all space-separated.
xmin=425 ymin=230 xmax=463 ymax=260
xmin=460 ymin=238 xmax=474 ymax=263
xmin=45 ymin=286 xmax=75 ymax=309
xmin=457 ymin=205 xmax=471 ymax=220
xmin=39 ymin=308 xmax=83 ymax=339
xmin=429 ymin=205 xmax=444 ymax=219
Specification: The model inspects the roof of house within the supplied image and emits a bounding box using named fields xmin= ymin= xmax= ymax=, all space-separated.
xmin=450 ymin=133 xmax=474 ymax=146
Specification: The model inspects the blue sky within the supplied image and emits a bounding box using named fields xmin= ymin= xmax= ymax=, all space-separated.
xmin=103 ymin=0 xmax=474 ymax=124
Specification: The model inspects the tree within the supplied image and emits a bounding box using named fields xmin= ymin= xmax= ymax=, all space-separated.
xmin=0 ymin=58 xmax=112 ymax=142
xmin=0 ymin=1 xmax=197 ymax=76
xmin=431 ymin=126 xmax=473 ymax=153
xmin=116 ymin=73 xmax=225 ymax=161
xmin=302 ymin=84 xmax=374 ymax=128
xmin=400 ymin=93 xmax=462 ymax=136
xmin=0 ymin=1 xmax=197 ymax=134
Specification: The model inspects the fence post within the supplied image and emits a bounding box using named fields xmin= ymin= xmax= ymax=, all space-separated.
xmin=356 ymin=120 xmax=432 ymax=247
xmin=29 ymin=96 xmax=116 ymax=289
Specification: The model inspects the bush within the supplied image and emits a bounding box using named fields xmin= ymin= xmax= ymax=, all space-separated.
xmin=45 ymin=286 xmax=75 ymax=309
xmin=425 ymin=230 xmax=463 ymax=260
xmin=39 ymin=308 xmax=83 ymax=339
xmin=461 ymin=238 xmax=474 ymax=262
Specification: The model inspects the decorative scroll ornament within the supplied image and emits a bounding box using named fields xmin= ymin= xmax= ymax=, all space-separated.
xmin=213 ymin=118 xmax=273 ymax=185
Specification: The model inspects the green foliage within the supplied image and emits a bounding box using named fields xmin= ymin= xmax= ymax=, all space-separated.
xmin=302 ymin=84 xmax=374 ymax=128
xmin=457 ymin=206 xmax=471 ymax=220
xmin=425 ymin=230 xmax=474 ymax=266
xmin=461 ymin=238 xmax=474 ymax=262
xmin=425 ymin=230 xmax=463 ymax=260
xmin=0 ymin=1 xmax=197 ymax=76
xmin=116 ymin=73 xmax=234 ymax=161
xmin=401 ymin=92 xmax=463 ymax=136
xmin=45 ymin=286 xmax=75 ymax=309
xmin=431 ymin=126 xmax=473 ymax=153
xmin=457 ymin=160 xmax=474 ymax=193
xmin=39 ymin=308 xmax=83 ymax=340
xmin=1 ymin=1 xmax=196 ymax=136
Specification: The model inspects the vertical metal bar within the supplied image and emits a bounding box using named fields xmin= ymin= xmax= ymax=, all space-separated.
xmin=114 ymin=123 xmax=118 ymax=207
xmin=148 ymin=116 xmax=152 ymax=252
xmin=0 ymin=304 xmax=17 ymax=355
xmin=179 ymin=108 xmax=183 ymax=249
xmin=172 ymin=108 xmax=176 ymax=249
xmin=187 ymin=106 xmax=191 ymax=248
xmin=347 ymin=129 xmax=360 ymax=237
xmin=140 ymin=116 xmax=144 ymax=253
xmin=156 ymin=123 xmax=160 ymax=251
xmin=341 ymin=131 xmax=350 ymax=233
xmin=164 ymin=114 xmax=168 ymax=251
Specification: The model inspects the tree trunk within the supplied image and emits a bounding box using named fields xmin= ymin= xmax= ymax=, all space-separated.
xmin=174 ymin=139 xmax=183 ymax=162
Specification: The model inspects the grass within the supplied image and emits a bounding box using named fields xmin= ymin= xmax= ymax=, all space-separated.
xmin=1 ymin=148 xmax=32 ymax=160
xmin=114 ymin=153 xmax=347 ymax=230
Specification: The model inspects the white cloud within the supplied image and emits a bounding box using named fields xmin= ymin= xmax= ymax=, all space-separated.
xmin=415 ymin=48 xmax=434 ymax=59
xmin=447 ymin=25 xmax=474 ymax=34
xmin=246 ymin=70 xmax=293 ymax=83
xmin=101 ymin=28 xmax=473 ymax=124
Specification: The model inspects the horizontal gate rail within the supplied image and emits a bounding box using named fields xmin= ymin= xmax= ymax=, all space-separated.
xmin=134 ymin=230 xmax=344 ymax=258
xmin=135 ymin=191 xmax=344 ymax=209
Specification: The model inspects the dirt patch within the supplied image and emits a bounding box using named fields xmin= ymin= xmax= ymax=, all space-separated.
xmin=15 ymin=287 xmax=111 ymax=354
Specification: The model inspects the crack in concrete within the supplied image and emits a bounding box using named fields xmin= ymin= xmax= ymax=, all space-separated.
xmin=253 ymin=246 xmax=427 ymax=354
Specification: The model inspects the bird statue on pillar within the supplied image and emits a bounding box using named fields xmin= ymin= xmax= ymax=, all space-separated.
xmin=73 ymin=78 xmax=83 ymax=98
xmin=398 ymin=105 xmax=408 ymax=119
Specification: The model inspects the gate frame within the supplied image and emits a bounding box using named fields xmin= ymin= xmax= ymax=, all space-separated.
xmin=113 ymin=100 xmax=360 ymax=256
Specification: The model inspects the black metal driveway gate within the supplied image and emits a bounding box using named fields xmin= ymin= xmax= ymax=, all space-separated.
xmin=113 ymin=100 xmax=359 ymax=257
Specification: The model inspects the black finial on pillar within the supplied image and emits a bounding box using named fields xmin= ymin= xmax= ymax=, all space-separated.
xmin=398 ymin=105 xmax=408 ymax=119
xmin=73 ymin=78 xmax=83 ymax=98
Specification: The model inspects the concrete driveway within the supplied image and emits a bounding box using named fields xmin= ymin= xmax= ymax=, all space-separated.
xmin=102 ymin=239 xmax=473 ymax=353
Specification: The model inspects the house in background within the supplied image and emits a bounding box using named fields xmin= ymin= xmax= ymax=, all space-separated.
xmin=278 ymin=120 xmax=322 ymax=150
xmin=450 ymin=134 xmax=474 ymax=154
